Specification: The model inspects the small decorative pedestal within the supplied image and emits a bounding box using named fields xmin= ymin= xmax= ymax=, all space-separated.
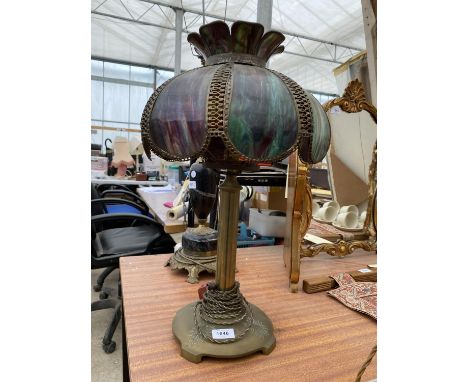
xmin=166 ymin=247 xmax=216 ymax=284
xmin=166 ymin=225 xmax=218 ymax=283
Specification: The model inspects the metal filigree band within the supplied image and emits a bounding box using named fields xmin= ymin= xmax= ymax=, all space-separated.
xmin=204 ymin=62 xmax=255 ymax=163
xmin=267 ymin=69 xmax=314 ymax=164
xmin=206 ymin=63 xmax=232 ymax=139
xmin=267 ymin=69 xmax=313 ymax=137
xmin=141 ymin=68 xmax=204 ymax=162
xmin=140 ymin=77 xmax=184 ymax=160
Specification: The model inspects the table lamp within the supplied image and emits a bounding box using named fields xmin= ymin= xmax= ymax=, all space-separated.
xmin=129 ymin=136 xmax=144 ymax=172
xmin=141 ymin=20 xmax=331 ymax=363
xmin=111 ymin=136 xmax=135 ymax=177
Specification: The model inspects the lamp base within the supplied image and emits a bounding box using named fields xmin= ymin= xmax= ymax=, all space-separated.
xmin=172 ymin=301 xmax=276 ymax=363
xmin=166 ymin=248 xmax=216 ymax=284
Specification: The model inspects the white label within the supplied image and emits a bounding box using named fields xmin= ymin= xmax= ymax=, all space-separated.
xmin=191 ymin=170 xmax=196 ymax=178
xmin=212 ymin=328 xmax=235 ymax=339
xmin=304 ymin=233 xmax=332 ymax=244
xmin=358 ymin=268 xmax=372 ymax=273
xmin=259 ymin=193 xmax=268 ymax=201
xmin=189 ymin=181 xmax=196 ymax=189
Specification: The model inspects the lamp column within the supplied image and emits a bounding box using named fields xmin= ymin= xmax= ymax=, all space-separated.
xmin=215 ymin=171 xmax=241 ymax=290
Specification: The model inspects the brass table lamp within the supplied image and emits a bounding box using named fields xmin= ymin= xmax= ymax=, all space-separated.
xmin=141 ymin=20 xmax=331 ymax=363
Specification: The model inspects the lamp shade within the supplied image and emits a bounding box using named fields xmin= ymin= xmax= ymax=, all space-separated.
xmin=111 ymin=136 xmax=134 ymax=167
xmin=129 ymin=136 xmax=144 ymax=155
xmin=141 ymin=20 xmax=330 ymax=168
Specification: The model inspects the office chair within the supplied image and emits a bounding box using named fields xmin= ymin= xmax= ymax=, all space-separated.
xmin=91 ymin=183 xmax=154 ymax=293
xmin=91 ymin=183 xmax=152 ymax=217
xmin=92 ymin=213 xmax=176 ymax=353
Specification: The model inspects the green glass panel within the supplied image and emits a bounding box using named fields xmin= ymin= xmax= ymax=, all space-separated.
xmin=227 ymin=64 xmax=298 ymax=160
xmin=308 ymin=93 xmax=331 ymax=163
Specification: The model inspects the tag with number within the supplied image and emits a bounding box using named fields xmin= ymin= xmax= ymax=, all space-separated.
xmin=212 ymin=328 xmax=235 ymax=339
xmin=189 ymin=181 xmax=196 ymax=189
xmin=358 ymin=268 xmax=372 ymax=273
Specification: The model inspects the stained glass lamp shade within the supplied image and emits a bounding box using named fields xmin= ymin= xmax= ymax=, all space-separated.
xmin=141 ymin=20 xmax=331 ymax=363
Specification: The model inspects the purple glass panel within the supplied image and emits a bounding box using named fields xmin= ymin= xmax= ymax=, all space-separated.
xmin=149 ymin=66 xmax=217 ymax=158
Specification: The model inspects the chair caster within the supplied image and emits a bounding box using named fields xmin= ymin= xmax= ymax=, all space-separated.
xmin=99 ymin=291 xmax=109 ymax=300
xmin=102 ymin=341 xmax=116 ymax=354
xmin=93 ymin=284 xmax=102 ymax=292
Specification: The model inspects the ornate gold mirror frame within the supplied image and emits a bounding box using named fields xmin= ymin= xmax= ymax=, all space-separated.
xmin=283 ymin=152 xmax=313 ymax=292
xmin=283 ymin=79 xmax=377 ymax=292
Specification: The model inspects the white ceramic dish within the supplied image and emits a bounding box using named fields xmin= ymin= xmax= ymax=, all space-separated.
xmin=314 ymin=217 xmax=333 ymax=225
xmin=332 ymin=222 xmax=364 ymax=232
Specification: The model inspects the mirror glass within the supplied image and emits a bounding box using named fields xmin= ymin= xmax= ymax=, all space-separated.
xmin=326 ymin=108 xmax=376 ymax=209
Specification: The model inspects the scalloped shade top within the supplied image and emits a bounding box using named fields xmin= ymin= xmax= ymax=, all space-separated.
xmin=187 ymin=20 xmax=285 ymax=66
xmin=141 ymin=20 xmax=331 ymax=167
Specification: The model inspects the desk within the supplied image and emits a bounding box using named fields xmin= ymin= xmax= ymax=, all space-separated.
xmin=91 ymin=177 xmax=168 ymax=186
xmin=136 ymin=188 xmax=187 ymax=234
xmin=120 ymin=245 xmax=377 ymax=382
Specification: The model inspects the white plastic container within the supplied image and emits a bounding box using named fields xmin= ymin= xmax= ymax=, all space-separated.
xmin=249 ymin=208 xmax=286 ymax=238
xmin=168 ymin=165 xmax=179 ymax=186
xmin=91 ymin=156 xmax=108 ymax=179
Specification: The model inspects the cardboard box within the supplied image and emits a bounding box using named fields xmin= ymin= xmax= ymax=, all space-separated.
xmin=252 ymin=186 xmax=287 ymax=212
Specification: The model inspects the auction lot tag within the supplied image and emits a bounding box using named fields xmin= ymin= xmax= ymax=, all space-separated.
xmin=212 ymin=328 xmax=235 ymax=339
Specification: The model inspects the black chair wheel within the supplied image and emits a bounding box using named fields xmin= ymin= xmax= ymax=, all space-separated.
xmin=99 ymin=291 xmax=109 ymax=300
xmin=103 ymin=341 xmax=116 ymax=354
xmin=93 ymin=284 xmax=102 ymax=292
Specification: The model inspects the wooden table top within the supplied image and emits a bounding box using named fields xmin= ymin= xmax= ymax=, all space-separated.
xmin=136 ymin=188 xmax=187 ymax=234
xmin=120 ymin=245 xmax=377 ymax=382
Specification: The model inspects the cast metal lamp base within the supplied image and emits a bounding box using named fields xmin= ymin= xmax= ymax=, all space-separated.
xmin=172 ymin=172 xmax=276 ymax=363
xmin=166 ymin=225 xmax=217 ymax=284
xmin=172 ymin=300 xmax=275 ymax=363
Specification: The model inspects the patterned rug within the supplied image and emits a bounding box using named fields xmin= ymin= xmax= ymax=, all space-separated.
xmin=328 ymin=273 xmax=377 ymax=320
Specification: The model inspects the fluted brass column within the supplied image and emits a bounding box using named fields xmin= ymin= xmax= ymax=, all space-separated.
xmin=215 ymin=171 xmax=241 ymax=290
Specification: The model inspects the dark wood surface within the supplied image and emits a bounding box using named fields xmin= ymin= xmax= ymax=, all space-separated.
xmin=120 ymin=245 xmax=377 ymax=382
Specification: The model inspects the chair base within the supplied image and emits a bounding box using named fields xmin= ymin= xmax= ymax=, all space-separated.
xmin=93 ymin=266 xmax=118 ymax=292
xmin=92 ymin=298 xmax=122 ymax=354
